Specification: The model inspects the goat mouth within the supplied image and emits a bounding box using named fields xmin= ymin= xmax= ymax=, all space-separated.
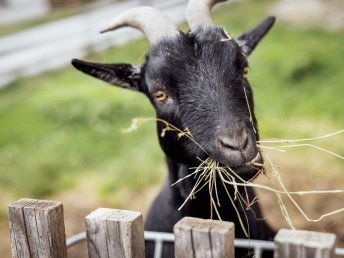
xmin=223 ymin=152 xmax=263 ymax=180
xmin=244 ymin=152 xmax=263 ymax=168
xmin=229 ymin=152 xmax=264 ymax=176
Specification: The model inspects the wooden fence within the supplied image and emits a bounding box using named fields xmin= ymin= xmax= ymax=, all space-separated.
xmin=8 ymin=198 xmax=338 ymax=258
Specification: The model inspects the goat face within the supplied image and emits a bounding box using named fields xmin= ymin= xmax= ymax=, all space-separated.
xmin=72 ymin=2 xmax=275 ymax=178
xmin=145 ymin=27 xmax=260 ymax=173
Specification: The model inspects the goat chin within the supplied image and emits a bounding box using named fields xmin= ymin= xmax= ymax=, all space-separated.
xmin=220 ymin=152 xmax=263 ymax=180
xmin=232 ymin=166 xmax=261 ymax=180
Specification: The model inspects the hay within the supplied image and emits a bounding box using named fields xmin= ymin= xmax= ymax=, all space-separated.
xmin=243 ymin=87 xmax=257 ymax=134
xmin=124 ymin=117 xmax=344 ymax=234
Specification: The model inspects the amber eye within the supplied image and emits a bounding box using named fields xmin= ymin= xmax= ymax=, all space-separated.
xmin=153 ymin=90 xmax=168 ymax=102
xmin=243 ymin=66 xmax=249 ymax=79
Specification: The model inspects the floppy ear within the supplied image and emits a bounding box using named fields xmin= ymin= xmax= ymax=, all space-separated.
xmin=71 ymin=59 xmax=143 ymax=92
xmin=237 ymin=16 xmax=276 ymax=56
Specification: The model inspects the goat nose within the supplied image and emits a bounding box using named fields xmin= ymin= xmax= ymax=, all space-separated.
xmin=218 ymin=130 xmax=248 ymax=151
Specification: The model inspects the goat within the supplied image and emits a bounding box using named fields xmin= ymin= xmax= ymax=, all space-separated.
xmin=72 ymin=0 xmax=276 ymax=257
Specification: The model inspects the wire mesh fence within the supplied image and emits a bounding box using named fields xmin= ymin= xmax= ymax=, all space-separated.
xmin=66 ymin=231 xmax=344 ymax=258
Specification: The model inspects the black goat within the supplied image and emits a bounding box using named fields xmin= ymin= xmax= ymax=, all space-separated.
xmin=72 ymin=0 xmax=276 ymax=257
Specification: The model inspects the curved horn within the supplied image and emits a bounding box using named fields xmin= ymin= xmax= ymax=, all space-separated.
xmin=100 ymin=6 xmax=179 ymax=44
xmin=186 ymin=0 xmax=226 ymax=30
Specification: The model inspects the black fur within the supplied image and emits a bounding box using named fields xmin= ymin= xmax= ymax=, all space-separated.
xmin=72 ymin=18 xmax=276 ymax=258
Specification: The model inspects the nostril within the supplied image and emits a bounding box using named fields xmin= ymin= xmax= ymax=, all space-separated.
xmin=218 ymin=131 xmax=249 ymax=151
xmin=242 ymin=133 xmax=248 ymax=150
xmin=219 ymin=136 xmax=236 ymax=150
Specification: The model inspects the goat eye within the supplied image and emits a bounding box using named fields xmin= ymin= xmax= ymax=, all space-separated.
xmin=243 ymin=67 xmax=249 ymax=79
xmin=153 ymin=90 xmax=168 ymax=102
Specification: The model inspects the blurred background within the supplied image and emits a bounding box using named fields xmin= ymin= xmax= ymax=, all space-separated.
xmin=0 ymin=0 xmax=343 ymax=257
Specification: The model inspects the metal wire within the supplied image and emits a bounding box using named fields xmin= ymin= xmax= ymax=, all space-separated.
xmin=67 ymin=231 xmax=344 ymax=258
xmin=66 ymin=232 xmax=86 ymax=248
xmin=144 ymin=231 xmax=175 ymax=258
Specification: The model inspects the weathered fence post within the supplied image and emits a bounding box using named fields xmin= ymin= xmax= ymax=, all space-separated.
xmin=85 ymin=208 xmax=145 ymax=258
xmin=274 ymin=229 xmax=336 ymax=258
xmin=8 ymin=198 xmax=67 ymax=258
xmin=174 ymin=217 xmax=235 ymax=258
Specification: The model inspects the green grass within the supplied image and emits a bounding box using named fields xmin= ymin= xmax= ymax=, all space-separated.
xmin=0 ymin=0 xmax=343 ymax=204
xmin=0 ymin=37 xmax=163 ymax=198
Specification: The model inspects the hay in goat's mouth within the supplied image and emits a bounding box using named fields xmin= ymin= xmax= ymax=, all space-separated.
xmin=124 ymin=118 xmax=344 ymax=236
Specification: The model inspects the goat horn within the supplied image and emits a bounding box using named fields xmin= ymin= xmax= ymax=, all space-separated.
xmin=186 ymin=0 xmax=226 ymax=30
xmin=100 ymin=6 xmax=179 ymax=44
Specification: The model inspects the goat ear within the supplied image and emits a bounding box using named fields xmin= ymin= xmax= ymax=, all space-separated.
xmin=237 ymin=16 xmax=276 ymax=56
xmin=71 ymin=59 xmax=143 ymax=92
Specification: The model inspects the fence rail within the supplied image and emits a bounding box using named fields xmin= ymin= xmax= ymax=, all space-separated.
xmin=7 ymin=198 xmax=344 ymax=258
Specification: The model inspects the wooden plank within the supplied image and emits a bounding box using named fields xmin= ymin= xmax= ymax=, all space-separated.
xmin=210 ymin=220 xmax=235 ymax=258
xmin=85 ymin=208 xmax=144 ymax=258
xmin=8 ymin=199 xmax=33 ymax=258
xmin=8 ymin=198 xmax=67 ymax=258
xmin=174 ymin=217 xmax=235 ymax=258
xmin=274 ymin=229 xmax=336 ymax=258
xmin=174 ymin=217 xmax=198 ymax=258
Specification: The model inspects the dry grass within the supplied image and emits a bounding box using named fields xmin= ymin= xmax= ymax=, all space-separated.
xmin=125 ymin=117 xmax=344 ymax=237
